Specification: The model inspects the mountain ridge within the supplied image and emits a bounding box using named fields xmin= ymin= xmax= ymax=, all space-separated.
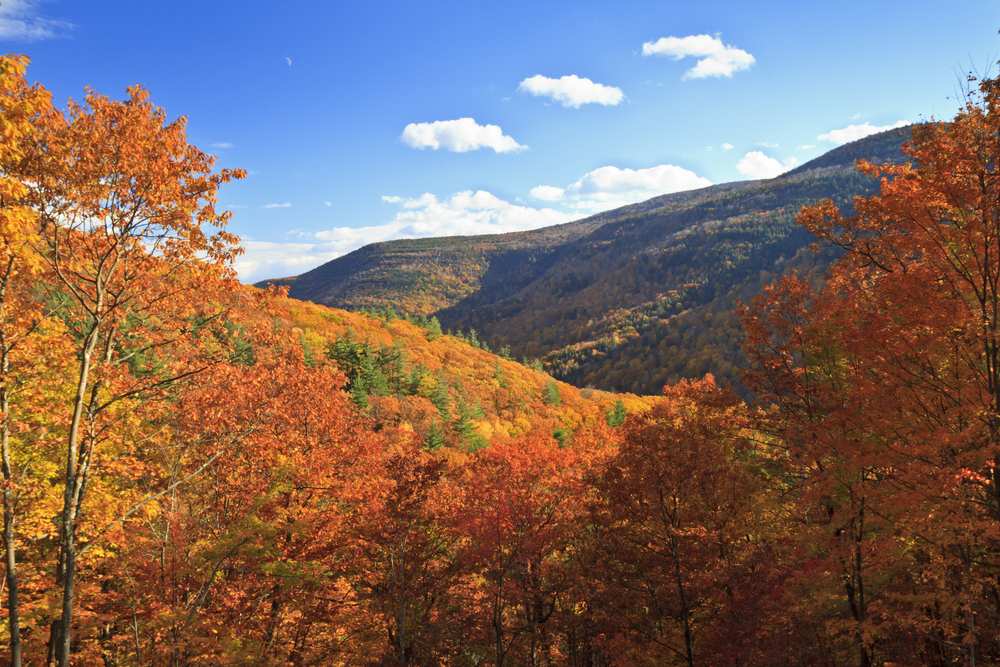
xmin=257 ymin=125 xmax=913 ymax=395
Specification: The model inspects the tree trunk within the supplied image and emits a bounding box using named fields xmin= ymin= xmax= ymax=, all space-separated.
xmin=52 ymin=323 xmax=100 ymax=667
xmin=2 ymin=372 xmax=22 ymax=667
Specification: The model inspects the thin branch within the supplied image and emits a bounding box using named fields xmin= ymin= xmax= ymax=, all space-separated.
xmin=78 ymin=450 xmax=223 ymax=556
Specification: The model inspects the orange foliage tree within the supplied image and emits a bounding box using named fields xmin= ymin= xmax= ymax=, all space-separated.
xmin=103 ymin=350 xmax=387 ymax=666
xmin=0 ymin=54 xmax=63 ymax=667
xmin=591 ymin=376 xmax=770 ymax=667
xmin=741 ymin=72 xmax=1000 ymax=665
xmin=0 ymin=57 xmax=246 ymax=665
xmin=454 ymin=436 xmax=588 ymax=667
xmin=349 ymin=441 xmax=458 ymax=666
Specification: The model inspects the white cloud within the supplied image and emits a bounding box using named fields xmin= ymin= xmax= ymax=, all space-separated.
xmin=0 ymin=0 xmax=73 ymax=40
xmin=401 ymin=193 xmax=436 ymax=209
xmin=756 ymin=141 xmax=779 ymax=148
xmin=818 ymin=120 xmax=909 ymax=145
xmin=211 ymin=142 xmax=234 ymax=149
xmin=722 ymin=143 xmax=734 ymax=150
xmin=324 ymin=201 xmax=332 ymax=207
xmin=517 ymin=75 xmax=624 ymax=108
xmin=235 ymin=241 xmax=342 ymax=284
xmin=263 ymin=202 xmax=292 ymax=209
xmin=236 ymin=190 xmax=583 ymax=284
xmin=530 ymin=164 xmax=712 ymax=213
xmin=400 ymin=118 xmax=526 ymax=153
xmin=642 ymin=34 xmax=755 ymax=80
xmin=530 ymin=185 xmax=566 ymax=202
xmin=329 ymin=191 xmax=579 ymax=240
xmin=798 ymin=144 xmax=816 ymax=150
xmin=736 ymin=152 xmax=798 ymax=179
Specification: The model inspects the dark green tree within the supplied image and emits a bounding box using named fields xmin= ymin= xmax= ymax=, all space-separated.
xmin=606 ymin=399 xmax=627 ymax=428
xmin=378 ymin=340 xmax=408 ymax=395
xmin=543 ymin=380 xmax=561 ymax=407
xmin=424 ymin=421 xmax=445 ymax=451
xmin=359 ymin=351 xmax=389 ymax=398
xmin=423 ymin=315 xmax=442 ymax=340
xmin=431 ymin=369 xmax=452 ymax=421
xmin=493 ymin=361 xmax=508 ymax=389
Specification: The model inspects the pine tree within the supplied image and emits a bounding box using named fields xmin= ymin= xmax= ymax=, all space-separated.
xmin=543 ymin=380 xmax=561 ymax=407
xmin=424 ymin=316 xmax=442 ymax=341
xmin=424 ymin=421 xmax=445 ymax=451
xmin=359 ymin=351 xmax=389 ymax=398
xmin=326 ymin=328 xmax=368 ymax=385
xmin=378 ymin=340 xmax=408 ymax=395
xmin=431 ymin=369 xmax=451 ymax=421
xmin=606 ymin=399 xmax=627 ymax=427
xmin=453 ymin=397 xmax=476 ymax=442
xmin=493 ymin=361 xmax=508 ymax=388
xmin=410 ymin=362 xmax=432 ymax=397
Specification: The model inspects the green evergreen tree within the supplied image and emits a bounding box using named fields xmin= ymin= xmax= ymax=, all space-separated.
xmin=359 ymin=352 xmax=389 ymax=398
xmin=431 ymin=369 xmax=452 ymax=421
xmin=543 ymin=380 xmax=561 ymax=406
xmin=466 ymin=434 xmax=488 ymax=454
xmin=424 ymin=315 xmax=442 ymax=341
xmin=378 ymin=340 xmax=408 ymax=395
xmin=409 ymin=362 xmax=431 ymax=396
xmin=493 ymin=361 xmax=508 ymax=388
xmin=350 ymin=377 xmax=369 ymax=409
xmin=424 ymin=421 xmax=445 ymax=451
xmin=606 ymin=399 xmax=627 ymax=428
xmin=300 ymin=337 xmax=317 ymax=368
xmin=326 ymin=328 xmax=367 ymax=383
xmin=453 ymin=396 xmax=476 ymax=442
xmin=223 ymin=322 xmax=256 ymax=366
xmin=452 ymin=393 xmax=487 ymax=453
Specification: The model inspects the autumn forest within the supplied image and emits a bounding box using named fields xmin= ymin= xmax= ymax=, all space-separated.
xmin=4 ymin=51 xmax=1000 ymax=667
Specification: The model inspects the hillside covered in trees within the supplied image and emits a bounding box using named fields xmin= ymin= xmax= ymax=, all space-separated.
xmin=5 ymin=51 xmax=1000 ymax=667
xmin=261 ymin=127 xmax=913 ymax=396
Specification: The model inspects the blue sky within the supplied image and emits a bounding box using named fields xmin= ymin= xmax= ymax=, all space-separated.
xmin=4 ymin=0 xmax=999 ymax=282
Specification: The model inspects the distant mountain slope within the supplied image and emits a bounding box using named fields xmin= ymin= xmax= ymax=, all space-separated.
xmin=257 ymin=205 xmax=613 ymax=313
xmin=259 ymin=125 xmax=913 ymax=396
xmin=784 ymin=124 xmax=914 ymax=176
xmin=441 ymin=167 xmax=877 ymax=394
xmin=255 ymin=178 xmax=779 ymax=313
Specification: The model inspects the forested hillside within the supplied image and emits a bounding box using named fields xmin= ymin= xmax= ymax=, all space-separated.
xmin=263 ymin=127 xmax=913 ymax=396
xmin=443 ymin=165 xmax=879 ymax=395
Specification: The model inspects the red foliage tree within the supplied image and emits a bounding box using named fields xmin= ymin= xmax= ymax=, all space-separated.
xmin=740 ymin=72 xmax=1000 ymax=665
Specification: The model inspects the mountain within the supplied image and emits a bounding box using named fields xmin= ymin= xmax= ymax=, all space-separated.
xmin=258 ymin=126 xmax=914 ymax=396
